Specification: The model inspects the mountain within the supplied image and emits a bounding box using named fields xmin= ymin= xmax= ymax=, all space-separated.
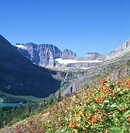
xmin=16 ymin=43 xmax=104 ymax=68
xmin=105 ymin=38 xmax=130 ymax=60
xmin=16 ymin=43 xmax=61 ymax=67
xmin=55 ymin=38 xmax=130 ymax=96
xmin=61 ymin=49 xmax=77 ymax=59
xmin=0 ymin=35 xmax=60 ymax=98
xmin=16 ymin=43 xmax=77 ymax=67
xmin=85 ymin=52 xmax=105 ymax=60
xmin=77 ymin=52 xmax=105 ymax=61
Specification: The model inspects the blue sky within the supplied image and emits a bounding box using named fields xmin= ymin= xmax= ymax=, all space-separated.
xmin=0 ymin=0 xmax=130 ymax=56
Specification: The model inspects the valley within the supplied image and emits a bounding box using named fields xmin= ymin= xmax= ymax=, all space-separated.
xmin=0 ymin=35 xmax=130 ymax=132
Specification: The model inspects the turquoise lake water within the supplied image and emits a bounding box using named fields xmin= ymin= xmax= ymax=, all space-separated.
xmin=0 ymin=103 xmax=26 ymax=108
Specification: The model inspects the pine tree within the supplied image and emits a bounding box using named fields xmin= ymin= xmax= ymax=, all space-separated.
xmin=57 ymin=90 xmax=62 ymax=102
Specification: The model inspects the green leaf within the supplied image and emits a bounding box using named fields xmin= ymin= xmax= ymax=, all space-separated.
xmin=107 ymin=127 xmax=122 ymax=133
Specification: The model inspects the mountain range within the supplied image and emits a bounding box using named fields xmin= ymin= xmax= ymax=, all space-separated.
xmin=15 ymin=38 xmax=130 ymax=68
xmin=0 ymin=34 xmax=130 ymax=100
xmin=16 ymin=43 xmax=104 ymax=68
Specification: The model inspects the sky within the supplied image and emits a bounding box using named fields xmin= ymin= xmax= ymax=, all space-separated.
xmin=0 ymin=0 xmax=130 ymax=56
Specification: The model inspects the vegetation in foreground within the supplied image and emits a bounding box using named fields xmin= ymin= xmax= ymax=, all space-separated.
xmin=4 ymin=78 xmax=129 ymax=133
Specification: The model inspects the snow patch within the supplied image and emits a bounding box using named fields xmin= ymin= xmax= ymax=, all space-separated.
xmin=16 ymin=44 xmax=27 ymax=50
xmin=55 ymin=58 xmax=102 ymax=65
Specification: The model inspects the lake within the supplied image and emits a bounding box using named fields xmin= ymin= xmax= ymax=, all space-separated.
xmin=0 ymin=103 xmax=26 ymax=108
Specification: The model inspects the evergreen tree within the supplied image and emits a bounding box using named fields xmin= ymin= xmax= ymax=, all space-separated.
xmin=57 ymin=90 xmax=62 ymax=102
xmin=26 ymin=101 xmax=32 ymax=115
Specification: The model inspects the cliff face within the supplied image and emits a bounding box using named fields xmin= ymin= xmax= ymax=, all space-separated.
xmin=16 ymin=43 xmax=62 ymax=67
xmin=16 ymin=43 xmax=105 ymax=68
xmin=16 ymin=43 xmax=77 ymax=67
xmin=0 ymin=35 xmax=60 ymax=98
xmin=85 ymin=52 xmax=105 ymax=60
xmin=38 ymin=44 xmax=62 ymax=67
xmin=77 ymin=52 xmax=105 ymax=61
xmin=105 ymin=38 xmax=130 ymax=60
xmin=61 ymin=49 xmax=77 ymax=59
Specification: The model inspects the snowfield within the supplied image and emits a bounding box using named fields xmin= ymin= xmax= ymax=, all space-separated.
xmin=55 ymin=58 xmax=102 ymax=64
xmin=16 ymin=44 xmax=27 ymax=50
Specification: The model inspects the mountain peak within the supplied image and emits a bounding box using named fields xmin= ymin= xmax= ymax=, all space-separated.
xmin=85 ymin=52 xmax=104 ymax=61
xmin=61 ymin=49 xmax=77 ymax=59
xmin=105 ymin=38 xmax=130 ymax=60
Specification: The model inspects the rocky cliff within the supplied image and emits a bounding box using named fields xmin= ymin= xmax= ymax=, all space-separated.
xmin=105 ymin=38 xmax=130 ymax=60
xmin=16 ymin=43 xmax=62 ymax=67
xmin=16 ymin=43 xmax=105 ymax=68
xmin=61 ymin=49 xmax=77 ymax=59
xmin=61 ymin=51 xmax=130 ymax=96
xmin=77 ymin=52 xmax=105 ymax=61
xmin=85 ymin=52 xmax=105 ymax=60
xmin=16 ymin=43 xmax=77 ymax=67
xmin=0 ymin=35 xmax=61 ymax=98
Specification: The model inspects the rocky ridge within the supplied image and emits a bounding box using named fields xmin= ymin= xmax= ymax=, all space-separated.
xmin=16 ymin=38 xmax=130 ymax=68
xmin=16 ymin=43 xmax=77 ymax=67
xmin=55 ymin=38 xmax=130 ymax=96
xmin=105 ymin=38 xmax=130 ymax=60
xmin=16 ymin=43 xmax=104 ymax=67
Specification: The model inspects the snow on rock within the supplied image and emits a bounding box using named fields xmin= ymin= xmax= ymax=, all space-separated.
xmin=55 ymin=58 xmax=102 ymax=65
xmin=16 ymin=44 xmax=27 ymax=50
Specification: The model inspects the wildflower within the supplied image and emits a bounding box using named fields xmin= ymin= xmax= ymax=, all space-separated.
xmin=127 ymin=116 xmax=130 ymax=121
xmin=103 ymin=87 xmax=112 ymax=97
xmin=101 ymin=78 xmax=107 ymax=85
xmin=78 ymin=102 xmax=82 ymax=106
xmin=83 ymin=112 xmax=87 ymax=117
xmin=117 ymin=106 xmax=124 ymax=112
xmin=87 ymin=89 xmax=93 ymax=93
xmin=70 ymin=99 xmax=75 ymax=105
xmin=90 ymin=115 xmax=98 ymax=124
xmin=125 ymin=79 xmax=130 ymax=88
xmin=86 ymin=98 xmax=92 ymax=103
xmin=99 ymin=84 xmax=103 ymax=89
xmin=96 ymin=96 xmax=104 ymax=103
xmin=69 ymin=121 xmax=76 ymax=129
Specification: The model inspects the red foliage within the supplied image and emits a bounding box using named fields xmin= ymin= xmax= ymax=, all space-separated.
xmin=69 ymin=121 xmax=76 ymax=129
xmin=125 ymin=79 xmax=130 ymax=88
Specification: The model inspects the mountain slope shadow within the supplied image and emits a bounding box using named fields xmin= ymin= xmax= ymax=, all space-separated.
xmin=0 ymin=35 xmax=61 ymax=98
